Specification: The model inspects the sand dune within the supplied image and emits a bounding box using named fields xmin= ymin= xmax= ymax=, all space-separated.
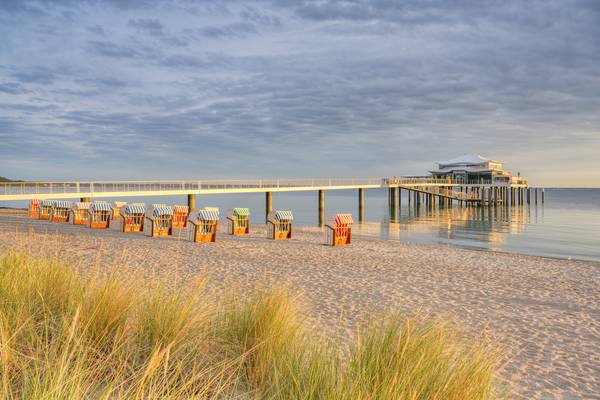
xmin=1 ymin=211 xmax=599 ymax=399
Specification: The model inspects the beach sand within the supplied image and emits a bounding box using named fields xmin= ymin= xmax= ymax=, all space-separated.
xmin=1 ymin=210 xmax=599 ymax=399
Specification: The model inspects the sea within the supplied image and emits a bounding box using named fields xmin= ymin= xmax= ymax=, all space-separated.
xmin=3 ymin=188 xmax=599 ymax=262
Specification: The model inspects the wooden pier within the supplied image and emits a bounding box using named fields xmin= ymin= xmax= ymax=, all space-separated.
xmin=0 ymin=178 xmax=540 ymax=227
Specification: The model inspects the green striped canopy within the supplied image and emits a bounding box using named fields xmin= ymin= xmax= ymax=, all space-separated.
xmin=233 ymin=208 xmax=250 ymax=217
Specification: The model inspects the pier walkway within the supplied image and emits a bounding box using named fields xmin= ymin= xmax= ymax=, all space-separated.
xmin=0 ymin=177 xmax=463 ymax=201
xmin=0 ymin=177 xmax=537 ymax=226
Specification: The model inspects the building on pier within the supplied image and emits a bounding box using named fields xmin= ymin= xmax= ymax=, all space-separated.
xmin=429 ymin=155 xmax=526 ymax=186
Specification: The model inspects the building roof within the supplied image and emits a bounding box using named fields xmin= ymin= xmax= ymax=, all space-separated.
xmin=437 ymin=154 xmax=502 ymax=166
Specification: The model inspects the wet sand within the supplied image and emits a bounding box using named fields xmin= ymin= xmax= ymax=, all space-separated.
xmin=1 ymin=210 xmax=599 ymax=399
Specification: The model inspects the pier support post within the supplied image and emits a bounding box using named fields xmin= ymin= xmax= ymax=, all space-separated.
xmin=265 ymin=191 xmax=272 ymax=223
xmin=187 ymin=194 xmax=196 ymax=211
xmin=542 ymin=188 xmax=545 ymax=203
xmin=389 ymin=187 xmax=397 ymax=221
xmin=318 ymin=190 xmax=325 ymax=227
xmin=535 ymin=188 xmax=538 ymax=204
xmin=520 ymin=188 xmax=524 ymax=205
xmin=398 ymin=188 xmax=402 ymax=208
xmin=358 ymin=188 xmax=365 ymax=223
xmin=527 ymin=188 xmax=530 ymax=205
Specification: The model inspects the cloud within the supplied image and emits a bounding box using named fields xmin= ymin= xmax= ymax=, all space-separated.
xmin=0 ymin=0 xmax=599 ymax=184
xmin=86 ymin=25 xmax=105 ymax=36
xmin=11 ymin=69 xmax=56 ymax=85
xmin=128 ymin=18 xmax=164 ymax=36
xmin=0 ymin=82 xmax=28 ymax=94
xmin=196 ymin=22 xmax=257 ymax=39
xmin=86 ymin=40 xmax=158 ymax=59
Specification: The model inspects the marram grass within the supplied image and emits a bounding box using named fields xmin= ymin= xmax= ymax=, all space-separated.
xmin=0 ymin=251 xmax=500 ymax=399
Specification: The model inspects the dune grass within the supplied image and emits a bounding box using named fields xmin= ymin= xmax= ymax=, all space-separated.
xmin=0 ymin=250 xmax=499 ymax=399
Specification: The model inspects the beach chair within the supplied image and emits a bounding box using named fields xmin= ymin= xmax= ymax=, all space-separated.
xmin=146 ymin=206 xmax=173 ymax=237
xmin=227 ymin=208 xmax=250 ymax=236
xmin=38 ymin=200 xmax=54 ymax=220
xmin=267 ymin=210 xmax=293 ymax=240
xmin=28 ymin=199 xmax=40 ymax=218
xmin=121 ymin=203 xmax=146 ymax=233
xmin=172 ymin=205 xmax=189 ymax=228
xmin=51 ymin=201 xmax=71 ymax=223
xmin=71 ymin=202 xmax=90 ymax=225
xmin=325 ymin=214 xmax=353 ymax=246
xmin=112 ymin=201 xmax=127 ymax=221
xmin=88 ymin=202 xmax=112 ymax=229
xmin=190 ymin=207 xmax=219 ymax=243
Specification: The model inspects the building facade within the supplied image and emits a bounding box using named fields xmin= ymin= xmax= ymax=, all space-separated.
xmin=430 ymin=155 xmax=526 ymax=185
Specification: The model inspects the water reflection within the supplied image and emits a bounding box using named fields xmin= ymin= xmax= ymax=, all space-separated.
xmin=359 ymin=202 xmax=534 ymax=248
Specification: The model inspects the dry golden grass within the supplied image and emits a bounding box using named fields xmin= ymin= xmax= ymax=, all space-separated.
xmin=0 ymin=250 xmax=500 ymax=399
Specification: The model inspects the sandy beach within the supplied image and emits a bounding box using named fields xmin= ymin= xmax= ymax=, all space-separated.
xmin=1 ymin=210 xmax=599 ymax=399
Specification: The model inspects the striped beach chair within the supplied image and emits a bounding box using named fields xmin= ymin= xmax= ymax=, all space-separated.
xmin=121 ymin=203 xmax=146 ymax=233
xmin=227 ymin=208 xmax=250 ymax=236
xmin=190 ymin=207 xmax=219 ymax=243
xmin=51 ymin=200 xmax=72 ymax=223
xmin=172 ymin=205 xmax=189 ymax=228
xmin=326 ymin=214 xmax=353 ymax=246
xmin=72 ymin=202 xmax=90 ymax=225
xmin=39 ymin=200 xmax=54 ymax=220
xmin=267 ymin=210 xmax=293 ymax=240
xmin=28 ymin=199 xmax=40 ymax=218
xmin=88 ymin=202 xmax=112 ymax=229
xmin=112 ymin=201 xmax=127 ymax=221
xmin=146 ymin=206 xmax=173 ymax=237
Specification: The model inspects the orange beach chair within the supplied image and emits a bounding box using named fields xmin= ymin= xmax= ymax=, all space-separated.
xmin=325 ymin=214 xmax=353 ymax=246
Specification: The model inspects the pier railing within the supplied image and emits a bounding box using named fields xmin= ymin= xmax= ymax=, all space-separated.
xmin=0 ymin=177 xmax=523 ymax=201
xmin=1 ymin=178 xmax=388 ymax=197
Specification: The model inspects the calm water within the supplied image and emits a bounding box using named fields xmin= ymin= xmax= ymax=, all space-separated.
xmin=3 ymin=188 xmax=599 ymax=262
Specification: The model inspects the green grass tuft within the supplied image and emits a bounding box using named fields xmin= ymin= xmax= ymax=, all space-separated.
xmin=0 ymin=251 xmax=500 ymax=399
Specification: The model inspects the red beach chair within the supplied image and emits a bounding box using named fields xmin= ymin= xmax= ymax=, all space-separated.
xmin=326 ymin=214 xmax=353 ymax=246
xmin=172 ymin=205 xmax=189 ymax=228
xmin=28 ymin=199 xmax=40 ymax=218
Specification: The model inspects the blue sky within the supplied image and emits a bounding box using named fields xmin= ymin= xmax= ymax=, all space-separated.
xmin=1 ymin=0 xmax=599 ymax=186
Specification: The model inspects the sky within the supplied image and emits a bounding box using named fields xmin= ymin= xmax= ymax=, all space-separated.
xmin=1 ymin=0 xmax=599 ymax=187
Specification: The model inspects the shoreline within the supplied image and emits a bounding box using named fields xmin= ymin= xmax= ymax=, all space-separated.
xmin=1 ymin=211 xmax=599 ymax=398
xmin=2 ymin=206 xmax=597 ymax=264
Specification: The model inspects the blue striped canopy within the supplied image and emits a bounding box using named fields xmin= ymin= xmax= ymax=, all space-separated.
xmin=273 ymin=210 xmax=293 ymax=221
xmin=124 ymin=204 xmax=146 ymax=214
xmin=198 ymin=209 xmax=220 ymax=221
xmin=40 ymin=200 xmax=54 ymax=207
xmin=53 ymin=201 xmax=72 ymax=209
xmin=152 ymin=206 xmax=173 ymax=217
xmin=90 ymin=202 xmax=112 ymax=212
